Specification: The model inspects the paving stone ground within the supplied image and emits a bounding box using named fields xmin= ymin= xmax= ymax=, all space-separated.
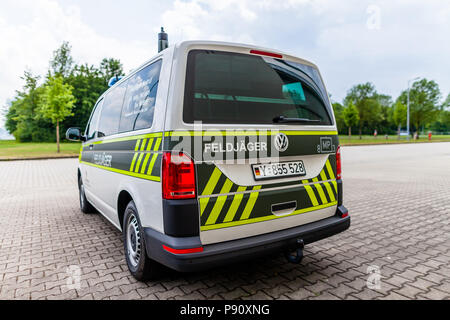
xmin=0 ymin=142 xmax=449 ymax=300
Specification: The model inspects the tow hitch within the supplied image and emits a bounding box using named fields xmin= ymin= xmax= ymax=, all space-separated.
xmin=285 ymin=239 xmax=304 ymax=264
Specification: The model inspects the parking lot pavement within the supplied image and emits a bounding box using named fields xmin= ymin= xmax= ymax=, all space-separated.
xmin=0 ymin=142 xmax=449 ymax=300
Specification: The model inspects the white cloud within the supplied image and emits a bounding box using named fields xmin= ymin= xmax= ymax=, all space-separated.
xmin=0 ymin=0 xmax=155 ymax=129
xmin=161 ymin=0 xmax=450 ymax=103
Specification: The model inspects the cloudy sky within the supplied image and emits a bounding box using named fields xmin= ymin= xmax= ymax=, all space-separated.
xmin=1 ymin=0 xmax=449 ymax=130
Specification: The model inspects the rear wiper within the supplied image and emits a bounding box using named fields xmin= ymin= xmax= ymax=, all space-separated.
xmin=273 ymin=116 xmax=321 ymax=124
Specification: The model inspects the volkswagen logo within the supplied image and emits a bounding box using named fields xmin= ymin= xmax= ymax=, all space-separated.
xmin=274 ymin=133 xmax=289 ymax=152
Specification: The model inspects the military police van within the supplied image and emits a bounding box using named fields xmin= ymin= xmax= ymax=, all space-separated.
xmin=67 ymin=36 xmax=350 ymax=281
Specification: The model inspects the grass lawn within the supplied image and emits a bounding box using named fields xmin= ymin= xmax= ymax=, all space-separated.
xmin=339 ymin=134 xmax=450 ymax=146
xmin=0 ymin=140 xmax=81 ymax=160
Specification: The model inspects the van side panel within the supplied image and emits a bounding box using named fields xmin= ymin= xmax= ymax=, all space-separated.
xmin=79 ymin=134 xmax=164 ymax=229
xmin=78 ymin=50 xmax=174 ymax=232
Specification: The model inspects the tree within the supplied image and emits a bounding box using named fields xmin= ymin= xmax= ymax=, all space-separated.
xmin=50 ymin=42 xmax=74 ymax=78
xmin=392 ymin=101 xmax=407 ymax=136
xmin=5 ymin=71 xmax=54 ymax=142
xmin=344 ymin=82 xmax=381 ymax=139
xmin=332 ymin=102 xmax=346 ymax=134
xmin=100 ymin=58 xmax=124 ymax=82
xmin=38 ymin=76 xmax=76 ymax=152
xmin=4 ymin=42 xmax=124 ymax=143
xmin=64 ymin=63 xmax=108 ymax=133
xmin=443 ymin=93 xmax=450 ymax=110
xmin=343 ymin=103 xmax=359 ymax=139
xmin=396 ymin=79 xmax=441 ymax=135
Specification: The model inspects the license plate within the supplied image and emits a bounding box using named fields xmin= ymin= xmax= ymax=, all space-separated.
xmin=252 ymin=161 xmax=306 ymax=181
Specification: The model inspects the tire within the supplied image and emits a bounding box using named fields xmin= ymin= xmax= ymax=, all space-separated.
xmin=78 ymin=176 xmax=96 ymax=214
xmin=123 ymin=201 xmax=161 ymax=281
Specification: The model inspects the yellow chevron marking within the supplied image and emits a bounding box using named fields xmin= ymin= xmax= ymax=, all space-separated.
xmin=199 ymin=168 xmax=222 ymax=216
xmin=331 ymin=180 xmax=338 ymax=193
xmin=205 ymin=179 xmax=234 ymax=225
xmin=147 ymin=153 xmax=159 ymax=176
xmin=201 ymin=201 xmax=337 ymax=231
xmin=302 ymin=180 xmax=319 ymax=207
xmin=134 ymin=140 xmax=141 ymax=151
xmin=146 ymin=138 xmax=155 ymax=151
xmin=135 ymin=138 xmax=151 ymax=173
xmin=199 ymin=198 xmax=210 ymax=216
xmin=312 ymin=177 xmax=328 ymax=204
xmin=135 ymin=153 xmax=146 ymax=173
xmin=130 ymin=153 xmax=139 ymax=171
xmin=140 ymin=139 xmax=148 ymax=151
xmin=325 ymin=160 xmax=338 ymax=192
xmin=240 ymin=186 xmax=262 ymax=220
xmin=320 ymin=171 xmax=336 ymax=202
xmin=223 ymin=186 xmax=247 ymax=223
xmin=140 ymin=153 xmax=151 ymax=174
xmin=153 ymin=138 xmax=162 ymax=151
xmin=326 ymin=160 xmax=336 ymax=180
xmin=129 ymin=140 xmax=142 ymax=171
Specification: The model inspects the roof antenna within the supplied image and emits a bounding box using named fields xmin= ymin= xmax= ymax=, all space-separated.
xmin=158 ymin=27 xmax=169 ymax=53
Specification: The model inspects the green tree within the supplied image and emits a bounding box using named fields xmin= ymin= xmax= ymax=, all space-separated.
xmin=332 ymin=102 xmax=346 ymax=134
xmin=343 ymin=102 xmax=359 ymax=139
xmin=64 ymin=64 xmax=108 ymax=133
xmin=50 ymin=42 xmax=74 ymax=77
xmin=396 ymin=79 xmax=441 ymax=135
xmin=4 ymin=42 xmax=124 ymax=143
xmin=100 ymin=58 xmax=124 ymax=83
xmin=344 ymin=82 xmax=381 ymax=139
xmin=392 ymin=101 xmax=407 ymax=136
xmin=38 ymin=76 xmax=76 ymax=152
xmin=376 ymin=94 xmax=395 ymax=134
xmin=5 ymin=71 xmax=54 ymax=142
xmin=443 ymin=93 xmax=450 ymax=110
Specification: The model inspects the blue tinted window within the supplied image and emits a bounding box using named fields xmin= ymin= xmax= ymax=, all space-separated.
xmin=119 ymin=60 xmax=162 ymax=133
xmin=98 ymin=80 xmax=128 ymax=137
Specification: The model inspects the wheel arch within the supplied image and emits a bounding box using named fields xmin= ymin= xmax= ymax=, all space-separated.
xmin=77 ymin=168 xmax=82 ymax=188
xmin=117 ymin=190 xmax=134 ymax=231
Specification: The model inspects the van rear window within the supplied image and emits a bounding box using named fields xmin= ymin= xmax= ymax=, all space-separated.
xmin=183 ymin=50 xmax=332 ymax=125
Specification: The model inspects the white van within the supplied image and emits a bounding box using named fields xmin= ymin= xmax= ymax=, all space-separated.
xmin=67 ymin=39 xmax=350 ymax=281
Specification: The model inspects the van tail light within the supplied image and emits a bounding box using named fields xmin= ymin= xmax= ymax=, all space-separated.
xmin=336 ymin=145 xmax=342 ymax=180
xmin=162 ymin=152 xmax=196 ymax=200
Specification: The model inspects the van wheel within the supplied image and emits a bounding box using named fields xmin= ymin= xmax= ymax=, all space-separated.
xmin=78 ymin=176 xmax=95 ymax=214
xmin=123 ymin=201 xmax=161 ymax=281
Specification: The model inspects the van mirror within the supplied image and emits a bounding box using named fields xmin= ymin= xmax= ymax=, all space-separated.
xmin=66 ymin=128 xmax=86 ymax=142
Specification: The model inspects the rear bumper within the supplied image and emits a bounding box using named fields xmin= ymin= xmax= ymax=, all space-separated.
xmin=144 ymin=206 xmax=350 ymax=272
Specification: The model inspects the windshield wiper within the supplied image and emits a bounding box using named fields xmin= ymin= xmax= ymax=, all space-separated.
xmin=273 ymin=116 xmax=321 ymax=124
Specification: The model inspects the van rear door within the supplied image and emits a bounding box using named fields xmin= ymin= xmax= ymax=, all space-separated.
xmin=168 ymin=48 xmax=340 ymax=245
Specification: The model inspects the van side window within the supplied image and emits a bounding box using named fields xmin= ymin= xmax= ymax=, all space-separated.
xmin=98 ymin=80 xmax=128 ymax=137
xmin=119 ymin=60 xmax=162 ymax=133
xmin=85 ymin=99 xmax=104 ymax=140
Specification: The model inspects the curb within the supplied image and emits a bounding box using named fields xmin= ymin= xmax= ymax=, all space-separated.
xmin=0 ymin=155 xmax=79 ymax=162
xmin=341 ymin=140 xmax=450 ymax=147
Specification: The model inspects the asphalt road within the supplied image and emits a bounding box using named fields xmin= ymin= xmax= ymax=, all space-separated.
xmin=0 ymin=142 xmax=449 ymax=300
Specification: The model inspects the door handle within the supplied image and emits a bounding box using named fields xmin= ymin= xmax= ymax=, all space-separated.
xmin=89 ymin=144 xmax=94 ymax=150
xmin=272 ymin=201 xmax=297 ymax=216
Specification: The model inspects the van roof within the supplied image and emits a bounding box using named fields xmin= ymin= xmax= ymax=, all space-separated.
xmin=174 ymin=40 xmax=319 ymax=69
